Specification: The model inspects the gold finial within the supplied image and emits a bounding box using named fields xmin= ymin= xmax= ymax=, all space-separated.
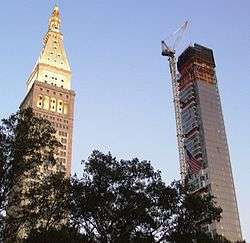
xmin=48 ymin=5 xmax=61 ymax=32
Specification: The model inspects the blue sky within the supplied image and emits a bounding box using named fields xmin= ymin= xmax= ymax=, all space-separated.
xmin=0 ymin=0 xmax=249 ymax=240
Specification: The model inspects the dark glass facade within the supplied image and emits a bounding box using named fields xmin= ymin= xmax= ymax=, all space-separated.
xmin=177 ymin=44 xmax=242 ymax=241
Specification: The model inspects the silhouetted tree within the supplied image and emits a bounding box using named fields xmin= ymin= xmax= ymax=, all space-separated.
xmin=69 ymin=150 xmax=222 ymax=242
xmin=25 ymin=226 xmax=91 ymax=243
xmin=0 ymin=108 xmax=61 ymax=242
xmin=167 ymin=181 xmax=222 ymax=242
xmin=0 ymin=110 xmax=227 ymax=243
xmin=23 ymin=171 xmax=70 ymax=232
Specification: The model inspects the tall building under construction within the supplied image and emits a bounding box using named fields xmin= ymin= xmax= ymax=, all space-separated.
xmin=177 ymin=44 xmax=242 ymax=241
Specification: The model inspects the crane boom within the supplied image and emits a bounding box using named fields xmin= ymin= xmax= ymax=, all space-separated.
xmin=161 ymin=21 xmax=189 ymax=179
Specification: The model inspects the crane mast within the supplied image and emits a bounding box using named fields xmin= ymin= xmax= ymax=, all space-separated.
xmin=161 ymin=21 xmax=189 ymax=179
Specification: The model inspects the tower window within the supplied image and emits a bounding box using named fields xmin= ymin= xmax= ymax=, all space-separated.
xmin=45 ymin=75 xmax=48 ymax=77
xmin=64 ymin=103 xmax=68 ymax=115
xmin=44 ymin=96 xmax=49 ymax=110
xmin=61 ymin=80 xmax=64 ymax=82
xmin=57 ymin=99 xmax=63 ymax=114
xmin=36 ymin=95 xmax=43 ymax=108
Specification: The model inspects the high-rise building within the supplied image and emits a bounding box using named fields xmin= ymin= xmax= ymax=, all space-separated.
xmin=177 ymin=44 xmax=242 ymax=241
xmin=20 ymin=6 xmax=75 ymax=176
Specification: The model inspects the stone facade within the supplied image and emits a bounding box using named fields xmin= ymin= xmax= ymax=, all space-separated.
xmin=20 ymin=6 xmax=75 ymax=176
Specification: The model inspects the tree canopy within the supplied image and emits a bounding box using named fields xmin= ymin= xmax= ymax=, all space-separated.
xmin=0 ymin=109 xmax=238 ymax=243
xmin=67 ymin=150 xmax=222 ymax=243
xmin=0 ymin=108 xmax=61 ymax=241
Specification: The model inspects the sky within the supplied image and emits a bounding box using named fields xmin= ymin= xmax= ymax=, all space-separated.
xmin=0 ymin=0 xmax=249 ymax=240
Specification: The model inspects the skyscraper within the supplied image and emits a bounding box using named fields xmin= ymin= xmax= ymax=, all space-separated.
xmin=177 ymin=44 xmax=242 ymax=241
xmin=20 ymin=6 xmax=75 ymax=176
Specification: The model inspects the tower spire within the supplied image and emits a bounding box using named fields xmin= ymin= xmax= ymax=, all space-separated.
xmin=26 ymin=5 xmax=71 ymax=92
xmin=21 ymin=4 xmax=75 ymax=179
xmin=48 ymin=5 xmax=61 ymax=32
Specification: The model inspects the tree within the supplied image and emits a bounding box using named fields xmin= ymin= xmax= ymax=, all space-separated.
xmin=25 ymin=227 xmax=91 ymax=243
xmin=167 ymin=181 xmax=222 ymax=242
xmin=70 ymin=150 xmax=173 ymax=242
xmin=0 ymin=109 xmax=225 ymax=242
xmin=22 ymin=171 xmax=70 ymax=233
xmin=69 ymin=150 xmax=222 ymax=242
xmin=0 ymin=108 xmax=62 ymax=242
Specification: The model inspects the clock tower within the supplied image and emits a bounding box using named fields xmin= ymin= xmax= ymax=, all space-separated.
xmin=21 ymin=6 xmax=75 ymax=176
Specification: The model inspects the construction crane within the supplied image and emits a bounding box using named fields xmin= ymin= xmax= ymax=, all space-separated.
xmin=161 ymin=21 xmax=189 ymax=180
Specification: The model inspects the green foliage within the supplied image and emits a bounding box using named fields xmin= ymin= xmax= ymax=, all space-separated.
xmin=70 ymin=151 xmax=176 ymax=242
xmin=0 ymin=108 xmax=61 ymax=242
xmin=22 ymin=171 xmax=70 ymax=232
xmin=0 ymin=109 xmax=225 ymax=242
xmin=25 ymin=227 xmax=91 ymax=243
xmin=69 ymin=150 xmax=222 ymax=242
xmin=167 ymin=181 xmax=222 ymax=242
